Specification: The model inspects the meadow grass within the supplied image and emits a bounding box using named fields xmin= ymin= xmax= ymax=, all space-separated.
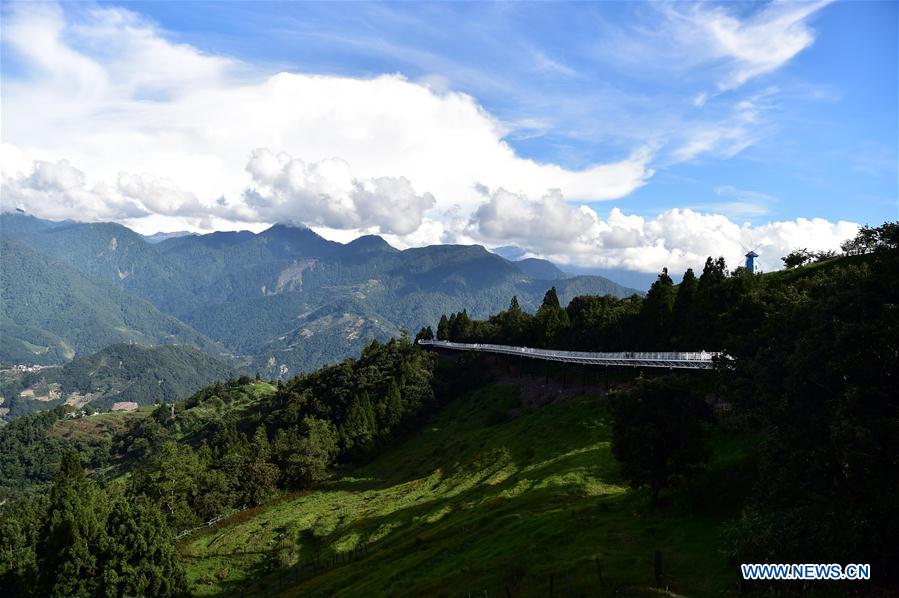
xmin=181 ymin=383 xmax=755 ymax=597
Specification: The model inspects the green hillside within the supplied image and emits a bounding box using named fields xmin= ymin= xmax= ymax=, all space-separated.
xmin=0 ymin=343 xmax=237 ymax=420
xmin=181 ymin=383 xmax=754 ymax=596
xmin=0 ymin=239 xmax=221 ymax=365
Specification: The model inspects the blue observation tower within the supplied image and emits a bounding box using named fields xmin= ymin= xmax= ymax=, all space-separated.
xmin=744 ymin=250 xmax=759 ymax=273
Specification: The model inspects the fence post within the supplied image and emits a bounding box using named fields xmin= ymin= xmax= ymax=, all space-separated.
xmin=595 ymin=557 xmax=603 ymax=586
xmin=654 ymin=549 xmax=662 ymax=584
xmin=549 ymin=573 xmax=554 ymax=598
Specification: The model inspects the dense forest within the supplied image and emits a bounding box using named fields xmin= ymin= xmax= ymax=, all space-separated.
xmin=428 ymin=222 xmax=899 ymax=583
xmin=1 ymin=222 xmax=896 ymax=595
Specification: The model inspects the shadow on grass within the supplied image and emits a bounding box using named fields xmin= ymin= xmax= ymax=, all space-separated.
xmin=189 ymin=385 xmax=754 ymax=597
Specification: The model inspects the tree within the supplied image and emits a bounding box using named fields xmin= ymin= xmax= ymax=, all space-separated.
xmin=671 ymin=268 xmax=697 ymax=348
xmin=639 ymin=268 xmax=675 ymax=349
xmin=725 ymin=231 xmax=899 ymax=573
xmin=531 ymin=287 xmax=570 ymax=347
xmin=610 ymin=376 xmax=709 ymax=506
xmin=275 ymin=417 xmax=339 ymax=487
xmin=448 ymin=310 xmax=473 ymax=341
xmin=436 ymin=314 xmax=449 ymax=341
xmin=341 ymin=394 xmax=377 ymax=454
xmin=37 ymin=450 xmax=110 ymax=597
xmin=98 ymin=493 xmax=187 ymax=597
xmin=0 ymin=495 xmax=47 ymax=597
xmin=541 ymin=287 xmax=561 ymax=310
xmin=129 ymin=441 xmax=202 ymax=531
xmin=781 ymin=249 xmax=811 ymax=268
xmin=378 ymin=379 xmax=404 ymax=434
xmin=415 ymin=326 xmax=434 ymax=342
xmin=694 ymin=257 xmax=729 ymax=347
xmin=498 ymin=295 xmax=528 ymax=344
xmin=840 ymin=221 xmax=898 ymax=255
xmin=241 ymin=427 xmax=279 ymax=506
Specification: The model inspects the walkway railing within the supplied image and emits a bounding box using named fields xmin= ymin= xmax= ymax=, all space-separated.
xmin=417 ymin=340 xmax=721 ymax=370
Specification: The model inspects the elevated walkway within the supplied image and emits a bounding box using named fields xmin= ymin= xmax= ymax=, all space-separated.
xmin=418 ymin=340 xmax=720 ymax=370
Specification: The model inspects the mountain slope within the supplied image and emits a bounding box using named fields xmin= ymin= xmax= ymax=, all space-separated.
xmin=0 ymin=343 xmax=237 ymax=419
xmin=0 ymin=239 xmax=220 ymax=365
xmin=513 ymin=257 xmax=571 ymax=280
xmin=2 ymin=213 xmax=195 ymax=313
xmin=180 ymin=383 xmax=754 ymax=596
xmin=3 ymin=214 xmax=639 ymax=376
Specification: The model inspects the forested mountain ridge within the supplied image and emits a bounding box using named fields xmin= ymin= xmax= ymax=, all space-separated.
xmin=0 ymin=238 xmax=222 ymax=366
xmin=0 ymin=343 xmax=237 ymax=420
xmin=2 ymin=213 xmax=638 ymax=376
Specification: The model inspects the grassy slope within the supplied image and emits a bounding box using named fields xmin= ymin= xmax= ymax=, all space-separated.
xmin=182 ymin=384 xmax=755 ymax=597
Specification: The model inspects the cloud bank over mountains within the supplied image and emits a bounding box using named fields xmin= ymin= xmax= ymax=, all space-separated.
xmin=0 ymin=2 xmax=856 ymax=273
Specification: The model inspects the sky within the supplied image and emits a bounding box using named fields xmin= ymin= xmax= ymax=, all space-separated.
xmin=1 ymin=1 xmax=896 ymax=273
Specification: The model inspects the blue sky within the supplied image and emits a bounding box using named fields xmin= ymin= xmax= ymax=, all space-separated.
xmin=114 ymin=0 xmax=898 ymax=225
xmin=1 ymin=1 xmax=896 ymax=272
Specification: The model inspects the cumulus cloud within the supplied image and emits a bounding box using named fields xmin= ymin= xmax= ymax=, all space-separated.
xmin=472 ymin=188 xmax=596 ymax=250
xmin=0 ymin=2 xmax=857 ymax=272
xmin=0 ymin=159 xmax=212 ymax=221
xmin=242 ymin=149 xmax=435 ymax=235
xmin=0 ymin=2 xmax=652 ymax=235
xmin=1 ymin=159 xmax=147 ymax=220
xmin=117 ymin=173 xmax=205 ymax=216
xmin=469 ymin=188 xmax=857 ymax=273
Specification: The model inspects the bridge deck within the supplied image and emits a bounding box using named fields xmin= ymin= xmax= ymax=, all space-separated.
xmin=418 ymin=340 xmax=720 ymax=370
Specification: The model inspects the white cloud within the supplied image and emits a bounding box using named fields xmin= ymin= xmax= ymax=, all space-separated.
xmin=0 ymin=159 xmax=213 ymax=222
xmin=680 ymin=1 xmax=832 ymax=91
xmin=618 ymin=1 xmax=831 ymax=94
xmin=686 ymin=185 xmax=778 ymax=218
xmin=117 ymin=172 xmax=205 ymax=216
xmin=1 ymin=159 xmax=147 ymax=221
xmin=0 ymin=2 xmax=857 ymax=273
xmin=241 ymin=149 xmax=436 ymax=235
xmin=0 ymin=2 xmax=653 ymax=237
xmin=469 ymin=188 xmax=857 ymax=273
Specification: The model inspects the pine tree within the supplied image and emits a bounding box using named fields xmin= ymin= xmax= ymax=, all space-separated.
xmin=379 ymin=380 xmax=404 ymax=434
xmin=98 ymin=493 xmax=187 ymax=597
xmin=532 ymin=287 xmax=570 ymax=347
xmin=341 ymin=394 xmax=377 ymax=454
xmin=672 ymin=268 xmax=698 ymax=348
xmin=37 ymin=450 xmax=109 ymax=597
xmin=640 ymin=268 xmax=675 ymax=349
xmin=696 ymin=257 xmax=728 ymax=346
xmin=542 ymin=287 xmax=561 ymax=310
xmin=242 ymin=427 xmax=279 ymax=506
xmin=437 ymin=314 xmax=449 ymax=340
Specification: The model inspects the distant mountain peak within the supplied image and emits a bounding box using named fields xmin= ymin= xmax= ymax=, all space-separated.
xmin=269 ymin=221 xmax=310 ymax=231
xmin=346 ymin=234 xmax=397 ymax=253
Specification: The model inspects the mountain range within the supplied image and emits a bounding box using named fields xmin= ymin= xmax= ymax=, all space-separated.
xmin=1 ymin=212 xmax=639 ymax=378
